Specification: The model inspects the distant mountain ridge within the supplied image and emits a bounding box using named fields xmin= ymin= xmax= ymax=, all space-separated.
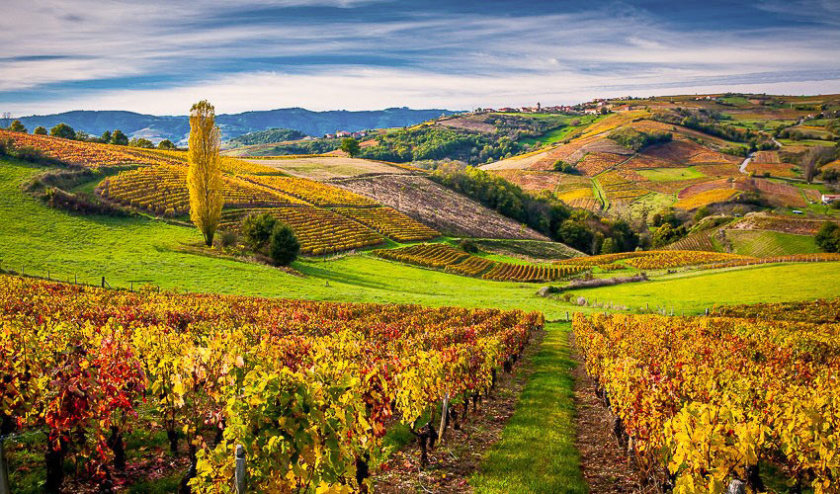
xmin=14 ymin=107 xmax=455 ymax=144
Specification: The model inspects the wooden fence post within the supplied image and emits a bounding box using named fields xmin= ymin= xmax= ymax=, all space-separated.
xmin=0 ymin=436 xmax=10 ymax=494
xmin=235 ymin=444 xmax=246 ymax=493
xmin=101 ymin=276 xmax=106 ymax=288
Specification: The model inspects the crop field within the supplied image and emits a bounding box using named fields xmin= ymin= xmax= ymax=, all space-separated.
xmin=575 ymin=152 xmax=626 ymax=176
xmin=220 ymin=206 xmax=385 ymax=254
xmin=575 ymin=303 xmax=839 ymax=492
xmin=745 ymin=161 xmax=800 ymax=178
xmin=621 ymin=250 xmax=749 ymax=269
xmin=242 ymin=156 xmax=410 ymax=180
xmin=98 ymin=165 xmax=305 ymax=215
xmin=635 ymin=167 xmax=705 ymax=182
xmin=241 ymin=174 xmax=378 ymax=206
xmin=663 ymin=230 xmax=719 ymax=252
xmin=674 ymin=188 xmax=740 ymax=210
xmin=730 ymin=214 xmax=837 ymax=235
xmin=469 ymin=239 xmax=583 ymax=261
xmin=490 ymin=170 xmax=563 ymax=192
xmin=374 ymin=243 xmax=586 ymax=282
xmin=330 ymin=174 xmax=549 ymax=240
xmin=724 ymin=229 xmax=820 ymax=257
xmin=749 ymin=178 xmax=810 ymax=207
xmin=0 ymin=274 xmax=540 ymax=492
xmin=331 ymin=206 xmax=440 ymax=241
xmin=0 ymin=130 xmax=179 ymax=168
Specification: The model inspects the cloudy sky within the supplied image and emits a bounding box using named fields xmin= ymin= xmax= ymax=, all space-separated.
xmin=3 ymin=0 xmax=840 ymax=115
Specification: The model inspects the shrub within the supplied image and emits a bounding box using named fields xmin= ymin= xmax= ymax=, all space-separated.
xmin=33 ymin=126 xmax=47 ymax=135
xmin=216 ymin=230 xmax=238 ymax=248
xmin=816 ymin=222 xmax=840 ymax=253
xmin=269 ymin=223 xmax=300 ymax=266
xmin=241 ymin=213 xmax=277 ymax=251
xmin=458 ymin=239 xmax=479 ymax=253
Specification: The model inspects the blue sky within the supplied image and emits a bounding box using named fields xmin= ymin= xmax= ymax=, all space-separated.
xmin=3 ymin=0 xmax=840 ymax=115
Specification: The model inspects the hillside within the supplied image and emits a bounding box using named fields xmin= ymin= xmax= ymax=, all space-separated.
xmin=478 ymin=95 xmax=840 ymax=220
xmin=12 ymin=107 xmax=455 ymax=144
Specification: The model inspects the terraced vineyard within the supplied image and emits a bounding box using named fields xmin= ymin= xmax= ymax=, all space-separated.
xmin=220 ymin=207 xmax=385 ymax=254
xmin=0 ymin=129 xmax=179 ymax=168
xmin=333 ymin=206 xmax=440 ymax=241
xmin=374 ymin=243 xmax=586 ymax=282
xmin=242 ymin=174 xmax=379 ymax=206
xmin=98 ymin=165 xmax=304 ymax=215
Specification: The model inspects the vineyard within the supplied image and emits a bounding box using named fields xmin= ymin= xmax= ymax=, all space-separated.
xmin=575 ymin=305 xmax=840 ymax=493
xmin=97 ymin=165 xmax=305 ymax=216
xmin=373 ymin=243 xmax=586 ymax=282
xmin=0 ymin=274 xmax=541 ymax=492
xmin=241 ymin=175 xmax=378 ymax=207
xmin=621 ymin=250 xmax=750 ymax=269
xmin=0 ymin=130 xmax=179 ymax=168
xmin=674 ymin=188 xmax=740 ymax=210
xmin=219 ymin=207 xmax=385 ymax=255
xmin=332 ymin=207 xmax=440 ymax=242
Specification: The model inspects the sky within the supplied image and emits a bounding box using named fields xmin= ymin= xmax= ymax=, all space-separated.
xmin=3 ymin=0 xmax=840 ymax=116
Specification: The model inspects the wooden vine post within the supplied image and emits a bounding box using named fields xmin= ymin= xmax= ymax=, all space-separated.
xmin=0 ymin=435 xmax=10 ymax=494
xmin=234 ymin=444 xmax=247 ymax=493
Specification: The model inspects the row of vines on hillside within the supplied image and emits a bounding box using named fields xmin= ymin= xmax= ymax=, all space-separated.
xmin=374 ymin=243 xmax=586 ymax=282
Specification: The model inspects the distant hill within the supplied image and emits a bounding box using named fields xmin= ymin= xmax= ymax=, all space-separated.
xmin=14 ymin=107 xmax=455 ymax=144
xmin=226 ymin=128 xmax=306 ymax=148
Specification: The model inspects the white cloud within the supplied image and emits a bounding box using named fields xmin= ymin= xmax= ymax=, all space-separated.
xmin=6 ymin=67 xmax=840 ymax=116
xmin=1 ymin=1 xmax=839 ymax=114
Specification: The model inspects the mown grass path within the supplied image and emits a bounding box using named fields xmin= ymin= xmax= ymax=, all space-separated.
xmin=472 ymin=322 xmax=587 ymax=494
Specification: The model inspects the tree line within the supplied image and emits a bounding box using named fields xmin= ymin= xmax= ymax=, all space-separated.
xmin=3 ymin=119 xmax=176 ymax=149
xmin=429 ymin=164 xmax=640 ymax=254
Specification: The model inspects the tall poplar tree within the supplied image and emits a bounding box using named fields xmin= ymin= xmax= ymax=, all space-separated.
xmin=187 ymin=100 xmax=223 ymax=246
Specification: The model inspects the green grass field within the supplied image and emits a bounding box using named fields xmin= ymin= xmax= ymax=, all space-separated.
xmin=636 ymin=166 xmax=705 ymax=182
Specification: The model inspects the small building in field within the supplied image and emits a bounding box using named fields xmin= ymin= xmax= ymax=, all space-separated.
xmin=822 ymin=194 xmax=840 ymax=204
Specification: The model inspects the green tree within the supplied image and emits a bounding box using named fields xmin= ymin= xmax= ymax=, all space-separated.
xmin=694 ymin=206 xmax=711 ymax=222
xmin=187 ymin=100 xmax=224 ymax=247
xmin=269 ymin=223 xmax=300 ymax=266
xmin=158 ymin=139 xmax=176 ymax=150
xmin=816 ymin=222 xmax=840 ymax=253
xmin=241 ymin=213 xmax=277 ymax=251
xmin=50 ymin=123 xmax=75 ymax=139
xmin=33 ymin=126 xmax=47 ymax=135
xmin=8 ymin=120 xmax=26 ymax=133
xmin=340 ymin=137 xmax=361 ymax=157
xmin=100 ymin=130 xmax=112 ymax=143
xmin=558 ymin=220 xmax=593 ymax=253
xmin=129 ymin=137 xmax=154 ymax=148
xmin=111 ymin=129 xmax=128 ymax=146
xmin=600 ymin=237 xmax=618 ymax=254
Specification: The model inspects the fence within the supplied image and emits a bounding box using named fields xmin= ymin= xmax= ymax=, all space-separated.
xmin=0 ymin=260 xmax=159 ymax=294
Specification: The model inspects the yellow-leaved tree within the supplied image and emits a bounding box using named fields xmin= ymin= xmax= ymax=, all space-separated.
xmin=187 ymin=100 xmax=223 ymax=246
